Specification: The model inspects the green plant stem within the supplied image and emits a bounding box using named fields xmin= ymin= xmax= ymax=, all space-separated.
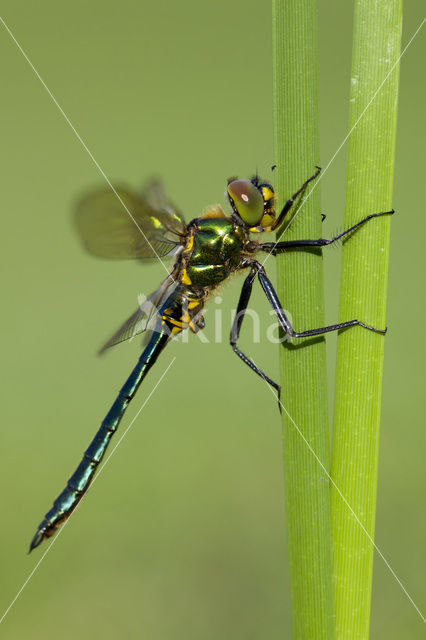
xmin=273 ymin=2 xmax=334 ymax=638
xmin=330 ymin=1 xmax=402 ymax=638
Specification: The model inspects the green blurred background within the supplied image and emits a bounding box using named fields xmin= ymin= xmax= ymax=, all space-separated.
xmin=1 ymin=1 xmax=424 ymax=637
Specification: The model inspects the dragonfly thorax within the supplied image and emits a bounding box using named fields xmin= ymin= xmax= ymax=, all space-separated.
xmin=181 ymin=216 xmax=247 ymax=288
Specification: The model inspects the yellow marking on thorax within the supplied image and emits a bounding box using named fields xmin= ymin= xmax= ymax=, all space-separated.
xmin=181 ymin=268 xmax=192 ymax=285
xmin=183 ymin=235 xmax=194 ymax=255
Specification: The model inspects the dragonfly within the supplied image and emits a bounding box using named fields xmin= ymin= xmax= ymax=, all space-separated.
xmin=29 ymin=167 xmax=393 ymax=551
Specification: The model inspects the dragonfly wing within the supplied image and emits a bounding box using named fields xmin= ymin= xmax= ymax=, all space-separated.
xmin=74 ymin=184 xmax=187 ymax=260
xmin=98 ymin=306 xmax=149 ymax=355
xmin=98 ymin=276 xmax=177 ymax=354
xmin=140 ymin=179 xmax=186 ymax=234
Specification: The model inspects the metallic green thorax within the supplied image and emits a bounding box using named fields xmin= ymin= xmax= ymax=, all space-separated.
xmin=183 ymin=217 xmax=247 ymax=287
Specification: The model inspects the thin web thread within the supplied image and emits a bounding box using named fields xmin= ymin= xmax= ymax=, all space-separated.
xmin=0 ymin=15 xmax=172 ymax=277
xmin=0 ymin=358 xmax=176 ymax=626
xmin=254 ymin=359 xmax=426 ymax=625
xmin=262 ymin=16 xmax=426 ymax=269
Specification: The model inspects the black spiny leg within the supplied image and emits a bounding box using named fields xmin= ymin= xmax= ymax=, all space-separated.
xmin=231 ymin=266 xmax=282 ymax=406
xmin=253 ymin=262 xmax=387 ymax=337
xmin=260 ymin=210 xmax=394 ymax=255
xmin=269 ymin=166 xmax=321 ymax=232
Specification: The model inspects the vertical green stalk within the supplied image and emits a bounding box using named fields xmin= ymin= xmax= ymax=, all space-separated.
xmin=273 ymin=2 xmax=334 ymax=638
xmin=331 ymin=2 xmax=402 ymax=638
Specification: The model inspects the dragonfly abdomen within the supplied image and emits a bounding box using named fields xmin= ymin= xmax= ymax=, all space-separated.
xmin=30 ymin=286 xmax=208 ymax=551
xmin=29 ymin=331 xmax=170 ymax=551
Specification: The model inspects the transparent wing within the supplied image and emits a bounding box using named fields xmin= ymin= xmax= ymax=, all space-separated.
xmin=98 ymin=276 xmax=176 ymax=354
xmin=140 ymin=179 xmax=184 ymax=223
xmin=74 ymin=181 xmax=187 ymax=260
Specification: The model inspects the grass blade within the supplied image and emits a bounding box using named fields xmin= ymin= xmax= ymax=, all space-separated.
xmin=273 ymin=1 xmax=334 ymax=637
xmin=330 ymin=1 xmax=402 ymax=637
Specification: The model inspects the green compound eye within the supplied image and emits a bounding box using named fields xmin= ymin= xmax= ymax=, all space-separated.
xmin=227 ymin=180 xmax=264 ymax=226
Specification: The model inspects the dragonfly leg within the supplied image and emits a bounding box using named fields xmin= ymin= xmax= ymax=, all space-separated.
xmin=254 ymin=262 xmax=387 ymax=337
xmin=269 ymin=166 xmax=321 ymax=232
xmin=259 ymin=209 xmax=394 ymax=254
xmin=230 ymin=266 xmax=282 ymax=406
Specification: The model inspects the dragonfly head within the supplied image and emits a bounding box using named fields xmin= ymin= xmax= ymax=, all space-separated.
xmin=227 ymin=178 xmax=276 ymax=232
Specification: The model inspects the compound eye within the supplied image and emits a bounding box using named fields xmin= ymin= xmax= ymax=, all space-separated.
xmin=227 ymin=180 xmax=264 ymax=226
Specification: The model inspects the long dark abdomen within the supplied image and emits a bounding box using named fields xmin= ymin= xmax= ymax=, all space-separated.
xmin=29 ymin=330 xmax=169 ymax=552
